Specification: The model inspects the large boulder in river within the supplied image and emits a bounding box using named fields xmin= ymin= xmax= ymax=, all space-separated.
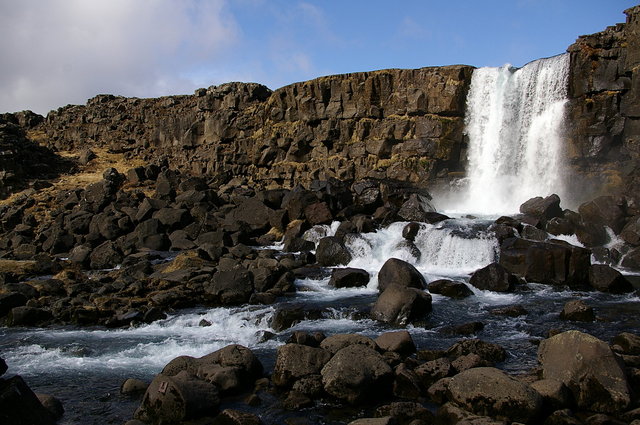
xmin=469 ymin=263 xmax=516 ymax=292
xmin=203 ymin=269 xmax=254 ymax=305
xmin=316 ymin=236 xmax=352 ymax=266
xmin=377 ymin=258 xmax=426 ymax=293
xmin=588 ymin=264 xmax=633 ymax=293
xmin=370 ymin=285 xmax=432 ymax=325
xmin=500 ymin=237 xmax=590 ymax=287
xmin=578 ymin=195 xmax=627 ymax=234
xmin=0 ymin=375 xmax=55 ymax=425
xmin=519 ymin=194 xmax=563 ymax=221
xmin=328 ymin=268 xmax=370 ymax=288
xmin=321 ymin=344 xmax=393 ymax=404
xmin=446 ymin=367 xmax=543 ymax=424
xmin=427 ymin=279 xmax=473 ymax=298
xmin=538 ymin=330 xmax=631 ymax=413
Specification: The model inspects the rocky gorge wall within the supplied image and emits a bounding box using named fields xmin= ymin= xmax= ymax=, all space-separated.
xmin=5 ymin=6 xmax=640 ymax=201
xmin=41 ymin=66 xmax=472 ymax=190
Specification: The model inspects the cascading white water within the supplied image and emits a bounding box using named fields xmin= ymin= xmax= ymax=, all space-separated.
xmin=441 ymin=53 xmax=570 ymax=215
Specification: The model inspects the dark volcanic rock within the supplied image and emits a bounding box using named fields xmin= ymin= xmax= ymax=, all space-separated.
xmin=315 ymin=236 xmax=352 ymax=266
xmin=588 ymin=264 xmax=634 ymax=293
xmin=560 ymin=299 xmax=595 ymax=322
xmin=377 ymin=258 xmax=426 ymax=293
xmin=370 ymin=285 xmax=432 ymax=325
xmin=520 ymin=194 xmax=563 ymax=221
xmin=328 ymin=267 xmax=370 ymax=288
xmin=469 ymin=262 xmax=516 ymax=292
xmin=321 ymin=344 xmax=393 ymax=404
xmin=428 ymin=278 xmax=473 ymax=298
xmin=0 ymin=375 xmax=55 ymax=425
xmin=272 ymin=343 xmax=332 ymax=388
xmin=204 ymin=269 xmax=254 ymax=305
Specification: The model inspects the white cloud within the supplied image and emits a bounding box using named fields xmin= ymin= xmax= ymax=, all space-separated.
xmin=0 ymin=0 xmax=238 ymax=115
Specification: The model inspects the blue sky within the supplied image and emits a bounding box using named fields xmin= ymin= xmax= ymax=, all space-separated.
xmin=0 ymin=0 xmax=637 ymax=115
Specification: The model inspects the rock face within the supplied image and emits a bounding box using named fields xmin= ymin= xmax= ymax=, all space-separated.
xmin=565 ymin=6 xmax=640 ymax=203
xmin=538 ymin=330 xmax=631 ymax=413
xmin=39 ymin=67 xmax=473 ymax=192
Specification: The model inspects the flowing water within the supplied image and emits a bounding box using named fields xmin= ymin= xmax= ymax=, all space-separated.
xmin=2 ymin=220 xmax=640 ymax=424
xmin=437 ymin=53 xmax=570 ymax=215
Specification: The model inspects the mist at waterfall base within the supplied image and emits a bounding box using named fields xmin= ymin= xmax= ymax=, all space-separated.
xmin=435 ymin=54 xmax=572 ymax=216
xmin=2 ymin=54 xmax=640 ymax=425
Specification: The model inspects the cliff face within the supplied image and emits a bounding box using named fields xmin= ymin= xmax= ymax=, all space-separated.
xmin=565 ymin=6 xmax=640 ymax=200
xmin=42 ymin=66 xmax=473 ymax=189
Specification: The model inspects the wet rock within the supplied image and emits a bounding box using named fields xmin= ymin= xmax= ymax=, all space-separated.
xmin=469 ymin=262 xmax=516 ymax=292
xmin=445 ymin=339 xmax=506 ymax=363
xmin=443 ymin=321 xmax=484 ymax=336
xmin=370 ymin=285 xmax=432 ymax=325
xmin=500 ymin=237 xmax=591 ymax=288
xmin=620 ymin=216 xmax=640 ymax=246
xmin=121 ymin=378 xmax=149 ymax=395
xmin=291 ymin=374 xmax=324 ymax=398
xmin=320 ymin=334 xmax=378 ymax=355
xmin=270 ymin=307 xmax=324 ymax=332
xmin=427 ymin=377 xmax=451 ymax=405
xmin=538 ymin=330 xmax=631 ymax=413
xmin=286 ymin=331 xmax=325 ymax=348
xmin=315 ymin=236 xmax=352 ymax=266
xmin=451 ymin=353 xmax=490 ymax=373
xmin=134 ymin=371 xmax=220 ymax=424
xmin=520 ymin=194 xmax=563 ymax=221
xmin=328 ymin=267 xmax=370 ymax=288
xmin=397 ymin=193 xmax=438 ymax=222
xmin=0 ymin=357 xmax=6 ymax=376
xmin=7 ymin=306 xmax=53 ymax=326
xmin=348 ymin=418 xmax=395 ymax=425
xmin=446 ymin=367 xmax=543 ymax=424
xmin=304 ymin=201 xmax=333 ymax=225
xmin=622 ymin=246 xmax=640 ymax=270
xmin=560 ymin=299 xmax=595 ymax=322
xmin=321 ymin=344 xmax=393 ymax=404
xmin=0 ymin=292 xmax=27 ymax=317
xmin=36 ymin=393 xmax=64 ymax=420
xmin=402 ymin=222 xmax=421 ymax=241
xmin=427 ymin=279 xmax=473 ymax=298
xmin=272 ymin=343 xmax=331 ymax=388
xmin=0 ymin=375 xmax=55 ymax=425
xmin=375 ymin=331 xmax=416 ymax=355
xmin=578 ymin=196 xmax=627 ymax=234
xmin=588 ymin=264 xmax=633 ymax=293
xmin=490 ymin=305 xmax=528 ymax=317
xmin=204 ymin=269 xmax=254 ymax=305
xmin=377 ymin=258 xmax=427 ymax=293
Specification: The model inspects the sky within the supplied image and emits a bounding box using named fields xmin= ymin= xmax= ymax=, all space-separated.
xmin=0 ymin=0 xmax=638 ymax=116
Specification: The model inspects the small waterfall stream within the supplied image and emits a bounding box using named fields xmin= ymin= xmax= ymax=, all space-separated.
xmin=440 ymin=53 xmax=570 ymax=215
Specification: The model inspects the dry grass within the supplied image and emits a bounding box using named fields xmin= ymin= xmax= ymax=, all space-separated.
xmin=0 ymin=146 xmax=148 ymax=207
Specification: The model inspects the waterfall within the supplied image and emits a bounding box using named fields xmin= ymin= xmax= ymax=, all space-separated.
xmin=441 ymin=53 xmax=570 ymax=216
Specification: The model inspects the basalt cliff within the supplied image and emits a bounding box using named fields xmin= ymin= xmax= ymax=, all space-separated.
xmin=1 ymin=7 xmax=639 ymax=202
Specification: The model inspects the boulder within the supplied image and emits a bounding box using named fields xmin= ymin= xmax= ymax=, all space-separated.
xmin=469 ymin=263 xmax=516 ymax=292
xmin=377 ymin=258 xmax=426 ymax=293
xmin=435 ymin=402 xmax=509 ymax=425
xmin=204 ymin=269 xmax=254 ymax=305
xmin=397 ymin=193 xmax=438 ymax=222
xmin=7 ymin=306 xmax=53 ymax=326
xmin=0 ymin=375 xmax=55 ymax=425
xmin=370 ymin=285 xmax=432 ymax=325
xmin=89 ymin=240 xmax=123 ymax=270
xmin=446 ymin=367 xmax=543 ymax=424
xmin=316 ymin=236 xmax=352 ymax=266
xmin=121 ymin=378 xmax=149 ymax=395
xmin=612 ymin=332 xmax=640 ymax=355
xmin=622 ymin=246 xmax=640 ymax=270
xmin=320 ymin=334 xmax=378 ymax=355
xmin=392 ymin=363 xmax=422 ymax=399
xmin=328 ymin=268 xmax=370 ymax=288
xmin=402 ymin=222 xmax=421 ymax=241
xmin=588 ymin=264 xmax=633 ymax=293
xmin=445 ymin=339 xmax=506 ymax=363
xmin=35 ymin=393 xmax=64 ymax=420
xmin=428 ymin=279 xmax=473 ymax=298
xmin=0 ymin=292 xmax=27 ymax=317
xmin=538 ymin=330 xmax=631 ymax=413
xmin=578 ymin=196 xmax=627 ymax=234
xmin=500 ymin=237 xmax=590 ymax=288
xmin=304 ymin=201 xmax=333 ymax=225
xmin=530 ymin=379 xmax=573 ymax=411
xmin=560 ymin=299 xmax=595 ymax=322
xmin=321 ymin=344 xmax=393 ymax=404
xmin=414 ymin=358 xmax=452 ymax=388
xmin=271 ymin=344 xmax=332 ymax=388
xmin=620 ymin=216 xmax=640 ymax=246
xmin=135 ymin=371 xmax=220 ymax=424
xmin=375 ymin=401 xmax=435 ymax=424
xmin=374 ymin=331 xmax=416 ymax=355
xmin=0 ymin=357 xmax=6 ymax=376
xmin=519 ymin=194 xmax=562 ymax=221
